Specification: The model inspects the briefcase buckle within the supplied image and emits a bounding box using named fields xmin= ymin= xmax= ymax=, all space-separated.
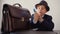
xmin=21 ymin=17 xmax=24 ymax=21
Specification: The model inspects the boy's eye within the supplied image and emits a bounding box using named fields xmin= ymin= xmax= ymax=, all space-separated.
xmin=38 ymin=7 xmax=41 ymax=9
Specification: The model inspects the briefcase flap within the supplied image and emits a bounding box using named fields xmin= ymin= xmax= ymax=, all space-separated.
xmin=3 ymin=4 xmax=31 ymax=18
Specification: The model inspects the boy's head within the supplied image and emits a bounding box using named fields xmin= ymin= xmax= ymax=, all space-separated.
xmin=35 ymin=1 xmax=50 ymax=15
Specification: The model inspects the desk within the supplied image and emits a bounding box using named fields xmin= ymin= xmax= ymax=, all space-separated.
xmin=0 ymin=30 xmax=60 ymax=34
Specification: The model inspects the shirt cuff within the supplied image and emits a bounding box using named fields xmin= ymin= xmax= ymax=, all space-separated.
xmin=33 ymin=19 xmax=37 ymax=24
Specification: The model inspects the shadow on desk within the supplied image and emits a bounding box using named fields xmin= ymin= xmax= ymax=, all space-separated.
xmin=1 ymin=30 xmax=59 ymax=34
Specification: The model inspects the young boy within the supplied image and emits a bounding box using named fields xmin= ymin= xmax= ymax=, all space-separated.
xmin=30 ymin=1 xmax=54 ymax=31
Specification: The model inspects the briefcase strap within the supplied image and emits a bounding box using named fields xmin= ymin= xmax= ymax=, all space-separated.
xmin=13 ymin=3 xmax=22 ymax=8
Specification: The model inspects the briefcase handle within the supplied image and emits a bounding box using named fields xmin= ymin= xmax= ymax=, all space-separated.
xmin=13 ymin=3 xmax=22 ymax=7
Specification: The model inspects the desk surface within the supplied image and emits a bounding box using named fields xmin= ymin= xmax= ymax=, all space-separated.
xmin=0 ymin=30 xmax=60 ymax=34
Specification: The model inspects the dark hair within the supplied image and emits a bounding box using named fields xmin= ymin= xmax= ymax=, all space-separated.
xmin=35 ymin=1 xmax=50 ymax=11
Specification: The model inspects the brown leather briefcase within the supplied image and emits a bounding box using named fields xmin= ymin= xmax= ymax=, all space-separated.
xmin=1 ymin=3 xmax=31 ymax=32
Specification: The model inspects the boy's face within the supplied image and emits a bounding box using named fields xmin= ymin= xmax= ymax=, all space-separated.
xmin=36 ymin=5 xmax=47 ymax=15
